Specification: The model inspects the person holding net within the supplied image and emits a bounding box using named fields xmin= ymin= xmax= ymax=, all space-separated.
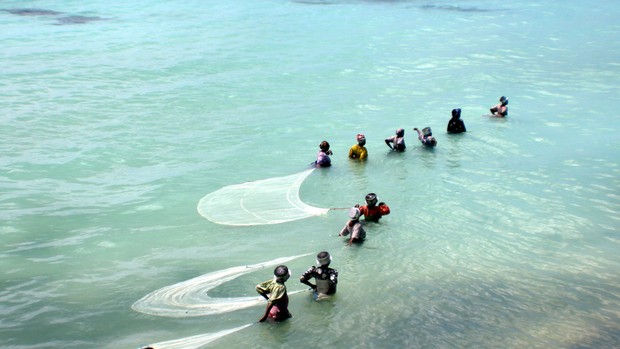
xmin=256 ymin=265 xmax=293 ymax=322
xmin=339 ymin=207 xmax=366 ymax=246
xmin=356 ymin=192 xmax=390 ymax=222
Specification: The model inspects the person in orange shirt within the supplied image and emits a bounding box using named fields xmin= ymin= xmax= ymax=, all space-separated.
xmin=357 ymin=193 xmax=390 ymax=222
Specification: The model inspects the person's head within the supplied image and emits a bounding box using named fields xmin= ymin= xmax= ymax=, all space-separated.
xmin=499 ymin=96 xmax=509 ymax=106
xmin=319 ymin=141 xmax=330 ymax=152
xmin=428 ymin=137 xmax=437 ymax=146
xmin=365 ymin=193 xmax=378 ymax=207
xmin=274 ymin=265 xmax=290 ymax=283
xmin=348 ymin=207 xmax=361 ymax=221
xmin=451 ymin=108 xmax=461 ymax=119
xmin=316 ymin=251 xmax=332 ymax=267
xmin=356 ymin=133 xmax=366 ymax=146
xmin=396 ymin=128 xmax=405 ymax=137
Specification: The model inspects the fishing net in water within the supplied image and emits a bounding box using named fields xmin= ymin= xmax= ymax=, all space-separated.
xmin=197 ymin=168 xmax=329 ymax=226
xmin=131 ymin=254 xmax=310 ymax=318
xmin=144 ymin=324 xmax=252 ymax=349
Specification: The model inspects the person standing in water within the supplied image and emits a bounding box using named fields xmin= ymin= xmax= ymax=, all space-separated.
xmin=489 ymin=96 xmax=509 ymax=117
xmin=447 ymin=108 xmax=466 ymax=133
xmin=414 ymin=127 xmax=437 ymax=147
xmin=385 ymin=128 xmax=406 ymax=152
xmin=348 ymin=133 xmax=368 ymax=160
xmin=339 ymin=207 xmax=366 ymax=246
xmin=357 ymin=192 xmax=390 ymax=222
xmin=300 ymin=251 xmax=338 ymax=300
xmin=315 ymin=141 xmax=333 ymax=167
xmin=256 ymin=265 xmax=292 ymax=322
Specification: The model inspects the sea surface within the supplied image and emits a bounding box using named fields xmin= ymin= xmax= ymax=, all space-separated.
xmin=1 ymin=0 xmax=619 ymax=348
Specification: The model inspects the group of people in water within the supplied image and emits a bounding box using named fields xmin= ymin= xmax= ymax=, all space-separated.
xmin=255 ymin=192 xmax=391 ymax=322
xmin=315 ymin=96 xmax=508 ymax=166
xmin=256 ymin=96 xmax=509 ymax=323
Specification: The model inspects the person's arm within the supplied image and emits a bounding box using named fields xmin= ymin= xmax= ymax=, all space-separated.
xmin=347 ymin=236 xmax=354 ymax=246
xmin=378 ymin=202 xmax=390 ymax=215
xmin=385 ymin=138 xmax=393 ymax=150
xmin=339 ymin=224 xmax=349 ymax=237
xmin=300 ymin=268 xmax=317 ymax=290
xmin=330 ymin=270 xmax=338 ymax=285
xmin=301 ymin=279 xmax=316 ymax=290
xmin=256 ymin=281 xmax=270 ymax=300
xmin=413 ymin=128 xmax=423 ymax=141
xmin=359 ymin=147 xmax=368 ymax=160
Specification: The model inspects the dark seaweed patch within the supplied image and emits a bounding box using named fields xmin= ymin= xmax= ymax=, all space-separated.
xmin=1 ymin=8 xmax=64 ymax=16
xmin=53 ymin=15 xmax=106 ymax=25
xmin=420 ymin=4 xmax=496 ymax=13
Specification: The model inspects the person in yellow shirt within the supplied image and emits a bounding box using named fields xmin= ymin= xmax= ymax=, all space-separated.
xmin=256 ymin=265 xmax=292 ymax=322
xmin=348 ymin=134 xmax=368 ymax=160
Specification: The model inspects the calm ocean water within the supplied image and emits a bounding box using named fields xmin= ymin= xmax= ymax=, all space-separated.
xmin=1 ymin=0 xmax=619 ymax=348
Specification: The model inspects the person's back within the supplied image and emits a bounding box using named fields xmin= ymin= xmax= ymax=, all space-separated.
xmin=349 ymin=134 xmax=368 ymax=160
xmin=447 ymin=108 xmax=466 ymax=133
xmin=339 ymin=208 xmax=366 ymax=245
xmin=300 ymin=251 xmax=338 ymax=299
xmin=315 ymin=140 xmax=332 ymax=167
xmin=385 ymin=128 xmax=406 ymax=152
xmin=256 ymin=265 xmax=292 ymax=322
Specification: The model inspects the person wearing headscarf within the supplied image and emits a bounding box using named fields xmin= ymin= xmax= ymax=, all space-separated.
xmin=447 ymin=108 xmax=467 ymax=133
xmin=348 ymin=133 xmax=368 ymax=160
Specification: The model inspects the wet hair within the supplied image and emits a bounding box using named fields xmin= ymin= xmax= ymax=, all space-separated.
xmin=319 ymin=141 xmax=330 ymax=152
xmin=499 ymin=96 xmax=509 ymax=106
xmin=396 ymin=128 xmax=405 ymax=137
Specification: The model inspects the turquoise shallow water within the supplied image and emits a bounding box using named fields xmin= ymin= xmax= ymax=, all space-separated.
xmin=1 ymin=1 xmax=619 ymax=348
